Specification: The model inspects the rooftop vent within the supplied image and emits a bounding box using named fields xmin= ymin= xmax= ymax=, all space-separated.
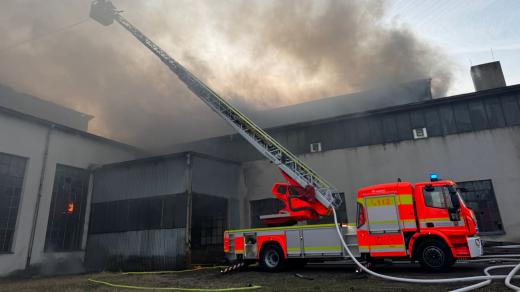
xmin=470 ymin=61 xmax=506 ymax=91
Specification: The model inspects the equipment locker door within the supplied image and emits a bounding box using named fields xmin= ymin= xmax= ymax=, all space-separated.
xmin=302 ymin=227 xmax=342 ymax=256
xmin=285 ymin=230 xmax=302 ymax=257
xmin=364 ymin=195 xmax=407 ymax=256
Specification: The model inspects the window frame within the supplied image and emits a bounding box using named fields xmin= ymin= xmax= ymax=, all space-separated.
xmin=0 ymin=152 xmax=28 ymax=253
xmin=44 ymin=164 xmax=90 ymax=252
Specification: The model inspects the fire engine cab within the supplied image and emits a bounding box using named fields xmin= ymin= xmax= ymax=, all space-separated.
xmin=224 ymin=174 xmax=483 ymax=272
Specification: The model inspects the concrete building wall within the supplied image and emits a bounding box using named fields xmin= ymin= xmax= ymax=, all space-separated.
xmin=0 ymin=112 xmax=138 ymax=276
xmin=242 ymin=127 xmax=520 ymax=242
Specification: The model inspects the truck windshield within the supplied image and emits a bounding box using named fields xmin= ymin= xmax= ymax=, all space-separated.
xmin=423 ymin=186 xmax=454 ymax=209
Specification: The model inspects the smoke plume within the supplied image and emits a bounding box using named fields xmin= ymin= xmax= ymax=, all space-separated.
xmin=0 ymin=0 xmax=453 ymax=149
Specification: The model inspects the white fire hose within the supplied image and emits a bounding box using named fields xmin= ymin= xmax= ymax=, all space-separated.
xmin=331 ymin=208 xmax=520 ymax=291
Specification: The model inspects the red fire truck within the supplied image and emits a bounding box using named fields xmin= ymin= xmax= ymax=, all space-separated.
xmin=224 ymin=175 xmax=483 ymax=272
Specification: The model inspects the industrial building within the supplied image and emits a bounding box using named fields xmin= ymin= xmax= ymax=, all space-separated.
xmin=0 ymin=61 xmax=519 ymax=276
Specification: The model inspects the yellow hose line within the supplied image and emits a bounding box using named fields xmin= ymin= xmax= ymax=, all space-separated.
xmin=88 ymin=266 xmax=261 ymax=291
xmin=87 ymin=278 xmax=262 ymax=291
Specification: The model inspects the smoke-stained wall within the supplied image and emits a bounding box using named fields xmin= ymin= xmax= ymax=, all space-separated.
xmin=86 ymin=152 xmax=241 ymax=271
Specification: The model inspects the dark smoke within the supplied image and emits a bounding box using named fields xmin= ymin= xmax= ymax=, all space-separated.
xmin=0 ymin=0 xmax=453 ymax=149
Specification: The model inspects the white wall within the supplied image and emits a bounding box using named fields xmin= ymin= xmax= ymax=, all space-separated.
xmin=242 ymin=127 xmax=520 ymax=242
xmin=0 ymin=113 xmax=137 ymax=276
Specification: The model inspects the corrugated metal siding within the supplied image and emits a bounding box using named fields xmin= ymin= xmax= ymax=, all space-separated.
xmin=89 ymin=193 xmax=188 ymax=233
xmin=191 ymin=156 xmax=240 ymax=199
xmin=85 ymin=228 xmax=186 ymax=271
xmin=92 ymin=156 xmax=187 ymax=203
xmin=166 ymin=89 xmax=520 ymax=162
xmin=87 ymin=153 xmax=243 ymax=270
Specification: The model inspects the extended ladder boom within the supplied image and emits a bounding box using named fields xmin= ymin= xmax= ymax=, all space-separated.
xmin=90 ymin=0 xmax=342 ymax=209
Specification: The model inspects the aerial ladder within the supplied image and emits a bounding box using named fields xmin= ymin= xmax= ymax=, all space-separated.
xmin=89 ymin=0 xmax=342 ymax=225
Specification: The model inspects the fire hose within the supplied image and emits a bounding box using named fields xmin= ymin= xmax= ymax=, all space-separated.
xmin=87 ymin=266 xmax=261 ymax=291
xmin=332 ymin=208 xmax=520 ymax=291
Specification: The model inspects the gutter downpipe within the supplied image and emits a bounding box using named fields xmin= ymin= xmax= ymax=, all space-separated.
xmin=184 ymin=153 xmax=193 ymax=267
xmin=25 ymin=125 xmax=53 ymax=272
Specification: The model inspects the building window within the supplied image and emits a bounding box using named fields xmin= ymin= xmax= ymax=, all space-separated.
xmin=44 ymin=164 xmax=90 ymax=251
xmin=191 ymin=194 xmax=228 ymax=263
xmin=89 ymin=194 xmax=188 ymax=234
xmin=0 ymin=153 xmax=27 ymax=252
xmin=191 ymin=194 xmax=227 ymax=249
xmin=457 ymin=180 xmax=504 ymax=234
xmin=250 ymin=198 xmax=285 ymax=228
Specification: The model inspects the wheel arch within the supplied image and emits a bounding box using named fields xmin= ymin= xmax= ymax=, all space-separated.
xmin=409 ymin=232 xmax=455 ymax=259
xmin=259 ymin=240 xmax=287 ymax=259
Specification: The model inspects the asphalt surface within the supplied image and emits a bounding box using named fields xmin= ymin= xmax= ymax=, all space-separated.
xmin=0 ymin=261 xmax=518 ymax=291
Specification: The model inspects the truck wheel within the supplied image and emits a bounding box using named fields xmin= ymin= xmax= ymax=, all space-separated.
xmin=416 ymin=239 xmax=454 ymax=272
xmin=260 ymin=244 xmax=286 ymax=272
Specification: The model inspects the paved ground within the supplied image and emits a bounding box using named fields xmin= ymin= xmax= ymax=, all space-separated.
xmin=0 ymin=262 xmax=517 ymax=291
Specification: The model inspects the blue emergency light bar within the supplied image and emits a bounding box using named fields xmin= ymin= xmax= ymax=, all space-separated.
xmin=430 ymin=173 xmax=439 ymax=182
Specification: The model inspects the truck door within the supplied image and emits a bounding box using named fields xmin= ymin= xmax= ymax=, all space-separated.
xmin=418 ymin=186 xmax=464 ymax=231
xmin=364 ymin=195 xmax=407 ymax=257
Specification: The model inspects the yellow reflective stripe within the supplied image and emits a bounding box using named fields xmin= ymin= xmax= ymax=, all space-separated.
xmin=365 ymin=196 xmax=395 ymax=207
xmin=356 ymin=245 xmax=405 ymax=250
xmin=304 ymin=246 xmax=342 ymax=251
xmin=420 ymin=217 xmax=450 ymax=222
xmin=287 ymin=247 xmax=300 ymax=252
xmin=357 ymin=198 xmax=364 ymax=204
xmin=368 ymin=220 xmax=399 ymax=225
xmin=369 ymin=244 xmax=405 ymax=249
xmin=397 ymin=194 xmax=413 ymax=205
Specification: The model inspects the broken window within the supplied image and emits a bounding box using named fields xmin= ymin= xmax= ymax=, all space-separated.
xmin=44 ymin=164 xmax=90 ymax=251
xmin=0 ymin=153 xmax=27 ymax=252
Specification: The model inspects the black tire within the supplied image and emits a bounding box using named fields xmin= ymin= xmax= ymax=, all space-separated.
xmin=416 ymin=238 xmax=455 ymax=272
xmin=260 ymin=244 xmax=286 ymax=272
